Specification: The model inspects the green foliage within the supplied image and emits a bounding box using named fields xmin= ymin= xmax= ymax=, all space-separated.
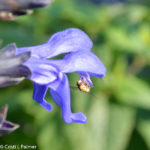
xmin=0 ymin=0 xmax=150 ymax=150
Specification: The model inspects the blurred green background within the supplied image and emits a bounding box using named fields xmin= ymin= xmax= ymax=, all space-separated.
xmin=0 ymin=0 xmax=150 ymax=150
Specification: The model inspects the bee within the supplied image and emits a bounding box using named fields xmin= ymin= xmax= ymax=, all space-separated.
xmin=77 ymin=79 xmax=91 ymax=93
xmin=70 ymin=79 xmax=98 ymax=99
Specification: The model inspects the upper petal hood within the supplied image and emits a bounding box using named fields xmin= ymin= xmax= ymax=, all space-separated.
xmin=49 ymin=51 xmax=106 ymax=78
xmin=16 ymin=28 xmax=93 ymax=58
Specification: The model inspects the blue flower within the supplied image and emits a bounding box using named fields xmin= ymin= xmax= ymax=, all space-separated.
xmin=16 ymin=28 xmax=106 ymax=124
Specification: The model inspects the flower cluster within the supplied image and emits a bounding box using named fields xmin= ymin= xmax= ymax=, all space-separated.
xmin=16 ymin=28 xmax=106 ymax=124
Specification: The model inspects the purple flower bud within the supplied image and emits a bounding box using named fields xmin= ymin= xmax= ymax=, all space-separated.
xmin=0 ymin=43 xmax=31 ymax=87
xmin=0 ymin=105 xmax=19 ymax=136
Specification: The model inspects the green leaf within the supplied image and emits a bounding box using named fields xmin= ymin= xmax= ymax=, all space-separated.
xmin=137 ymin=119 xmax=150 ymax=149
xmin=107 ymin=103 xmax=136 ymax=150
xmin=113 ymin=75 xmax=150 ymax=109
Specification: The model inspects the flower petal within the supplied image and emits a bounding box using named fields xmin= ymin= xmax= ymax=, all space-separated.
xmin=33 ymin=83 xmax=53 ymax=111
xmin=49 ymin=51 xmax=106 ymax=78
xmin=24 ymin=57 xmax=58 ymax=84
xmin=49 ymin=73 xmax=87 ymax=124
xmin=16 ymin=28 xmax=93 ymax=58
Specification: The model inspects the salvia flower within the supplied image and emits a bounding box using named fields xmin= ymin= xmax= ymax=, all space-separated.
xmin=0 ymin=105 xmax=19 ymax=136
xmin=16 ymin=28 xmax=106 ymax=124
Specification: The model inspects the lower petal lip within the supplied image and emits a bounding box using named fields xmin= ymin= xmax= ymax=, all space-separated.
xmin=71 ymin=112 xmax=87 ymax=124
